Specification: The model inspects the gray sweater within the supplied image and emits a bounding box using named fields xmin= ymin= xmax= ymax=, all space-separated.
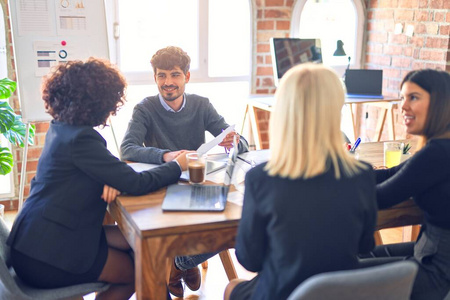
xmin=120 ymin=93 xmax=248 ymax=164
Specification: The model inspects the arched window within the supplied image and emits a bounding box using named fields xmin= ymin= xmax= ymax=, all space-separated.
xmin=291 ymin=0 xmax=365 ymax=76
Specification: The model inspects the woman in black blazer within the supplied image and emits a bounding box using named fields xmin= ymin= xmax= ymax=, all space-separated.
xmin=224 ymin=64 xmax=377 ymax=300
xmin=7 ymin=58 xmax=188 ymax=299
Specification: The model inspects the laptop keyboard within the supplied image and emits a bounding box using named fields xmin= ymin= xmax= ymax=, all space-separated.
xmin=190 ymin=186 xmax=225 ymax=208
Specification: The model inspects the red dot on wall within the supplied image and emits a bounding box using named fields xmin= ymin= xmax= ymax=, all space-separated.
xmin=61 ymin=41 xmax=67 ymax=46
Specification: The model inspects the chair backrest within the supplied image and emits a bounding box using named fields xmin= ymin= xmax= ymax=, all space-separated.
xmin=287 ymin=261 xmax=418 ymax=300
xmin=444 ymin=290 xmax=450 ymax=300
xmin=0 ymin=217 xmax=10 ymax=267
xmin=0 ymin=217 xmax=32 ymax=299
xmin=0 ymin=217 xmax=110 ymax=300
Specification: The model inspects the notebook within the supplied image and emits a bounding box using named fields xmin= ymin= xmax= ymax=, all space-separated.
xmin=162 ymin=141 xmax=238 ymax=212
xmin=345 ymin=69 xmax=384 ymax=99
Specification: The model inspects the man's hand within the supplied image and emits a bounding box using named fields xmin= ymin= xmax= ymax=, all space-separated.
xmin=218 ymin=132 xmax=240 ymax=151
xmin=163 ymin=150 xmax=187 ymax=162
xmin=101 ymin=185 xmax=121 ymax=204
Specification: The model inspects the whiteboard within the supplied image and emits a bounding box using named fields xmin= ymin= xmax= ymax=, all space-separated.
xmin=8 ymin=0 xmax=109 ymax=123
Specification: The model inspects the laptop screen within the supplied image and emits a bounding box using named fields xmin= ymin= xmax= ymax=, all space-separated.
xmin=270 ymin=38 xmax=322 ymax=87
xmin=345 ymin=69 xmax=383 ymax=96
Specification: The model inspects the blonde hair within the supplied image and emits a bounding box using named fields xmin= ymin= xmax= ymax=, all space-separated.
xmin=265 ymin=63 xmax=365 ymax=179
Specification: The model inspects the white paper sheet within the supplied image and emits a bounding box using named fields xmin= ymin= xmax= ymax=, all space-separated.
xmin=197 ymin=124 xmax=235 ymax=155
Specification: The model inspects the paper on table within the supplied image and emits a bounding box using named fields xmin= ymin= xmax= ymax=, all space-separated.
xmin=197 ymin=124 xmax=235 ymax=155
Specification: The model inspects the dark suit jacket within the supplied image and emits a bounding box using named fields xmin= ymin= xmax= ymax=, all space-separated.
xmin=235 ymin=162 xmax=377 ymax=300
xmin=7 ymin=120 xmax=181 ymax=273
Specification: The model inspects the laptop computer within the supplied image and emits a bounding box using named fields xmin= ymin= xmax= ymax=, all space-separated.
xmin=162 ymin=141 xmax=238 ymax=212
xmin=345 ymin=69 xmax=384 ymax=99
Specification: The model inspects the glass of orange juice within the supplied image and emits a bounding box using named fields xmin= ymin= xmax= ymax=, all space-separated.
xmin=384 ymin=142 xmax=404 ymax=168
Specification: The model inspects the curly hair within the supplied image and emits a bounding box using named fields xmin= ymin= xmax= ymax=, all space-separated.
xmin=42 ymin=58 xmax=127 ymax=127
xmin=150 ymin=46 xmax=191 ymax=74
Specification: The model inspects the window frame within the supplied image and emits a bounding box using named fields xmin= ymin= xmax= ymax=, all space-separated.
xmin=0 ymin=4 xmax=14 ymax=198
xmin=109 ymin=0 xmax=252 ymax=85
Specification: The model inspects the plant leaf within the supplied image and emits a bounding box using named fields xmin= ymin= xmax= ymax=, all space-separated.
xmin=0 ymin=147 xmax=13 ymax=175
xmin=3 ymin=116 xmax=35 ymax=147
xmin=0 ymin=101 xmax=16 ymax=134
xmin=402 ymin=143 xmax=411 ymax=154
xmin=0 ymin=78 xmax=17 ymax=100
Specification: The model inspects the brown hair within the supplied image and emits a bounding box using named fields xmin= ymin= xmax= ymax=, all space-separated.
xmin=150 ymin=46 xmax=191 ymax=74
xmin=401 ymin=69 xmax=450 ymax=144
xmin=42 ymin=58 xmax=127 ymax=127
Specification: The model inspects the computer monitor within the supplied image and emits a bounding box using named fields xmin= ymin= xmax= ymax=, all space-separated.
xmin=270 ymin=37 xmax=322 ymax=86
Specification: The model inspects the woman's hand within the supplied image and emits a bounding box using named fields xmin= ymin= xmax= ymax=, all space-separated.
xmin=174 ymin=151 xmax=195 ymax=171
xmin=101 ymin=185 xmax=121 ymax=204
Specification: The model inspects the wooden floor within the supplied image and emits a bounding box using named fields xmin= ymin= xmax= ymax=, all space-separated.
xmin=2 ymin=211 xmax=405 ymax=300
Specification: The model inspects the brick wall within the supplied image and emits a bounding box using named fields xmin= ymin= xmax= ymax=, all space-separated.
xmin=362 ymin=0 xmax=450 ymax=141
xmin=254 ymin=0 xmax=293 ymax=94
xmin=253 ymin=0 xmax=294 ymax=148
xmin=252 ymin=0 xmax=449 ymax=147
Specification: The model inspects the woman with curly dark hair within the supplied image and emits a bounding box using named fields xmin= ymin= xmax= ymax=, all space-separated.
xmin=7 ymin=58 xmax=188 ymax=300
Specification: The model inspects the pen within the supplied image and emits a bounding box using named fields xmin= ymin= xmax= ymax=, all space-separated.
xmin=350 ymin=137 xmax=361 ymax=152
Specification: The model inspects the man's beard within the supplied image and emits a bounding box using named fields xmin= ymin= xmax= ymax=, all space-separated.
xmin=162 ymin=85 xmax=179 ymax=101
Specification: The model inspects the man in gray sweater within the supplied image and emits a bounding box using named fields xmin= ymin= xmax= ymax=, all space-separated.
xmin=120 ymin=46 xmax=248 ymax=298
xmin=120 ymin=46 xmax=249 ymax=165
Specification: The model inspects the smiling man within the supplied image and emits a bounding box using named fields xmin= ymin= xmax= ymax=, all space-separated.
xmin=120 ymin=46 xmax=248 ymax=165
xmin=119 ymin=46 xmax=248 ymax=298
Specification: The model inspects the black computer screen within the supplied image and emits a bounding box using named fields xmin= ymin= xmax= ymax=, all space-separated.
xmin=345 ymin=69 xmax=383 ymax=97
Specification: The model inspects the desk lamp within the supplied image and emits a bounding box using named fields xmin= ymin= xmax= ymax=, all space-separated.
xmin=333 ymin=40 xmax=351 ymax=78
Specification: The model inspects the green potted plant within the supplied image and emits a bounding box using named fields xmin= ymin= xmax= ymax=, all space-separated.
xmin=400 ymin=143 xmax=412 ymax=163
xmin=0 ymin=78 xmax=35 ymax=175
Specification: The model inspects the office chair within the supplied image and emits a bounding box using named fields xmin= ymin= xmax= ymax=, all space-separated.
xmin=287 ymin=261 xmax=418 ymax=300
xmin=0 ymin=217 xmax=110 ymax=300
xmin=445 ymin=290 xmax=450 ymax=300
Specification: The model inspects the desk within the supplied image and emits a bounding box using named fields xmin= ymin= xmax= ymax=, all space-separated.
xmin=109 ymin=146 xmax=421 ymax=300
xmin=109 ymin=193 xmax=241 ymax=300
xmin=243 ymin=95 xmax=400 ymax=149
xmin=108 ymin=151 xmax=267 ymax=300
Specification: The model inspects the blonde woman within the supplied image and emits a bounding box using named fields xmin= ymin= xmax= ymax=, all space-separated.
xmin=224 ymin=63 xmax=377 ymax=300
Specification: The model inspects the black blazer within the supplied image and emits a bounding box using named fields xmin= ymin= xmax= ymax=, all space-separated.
xmin=7 ymin=121 xmax=181 ymax=273
xmin=235 ymin=162 xmax=377 ymax=300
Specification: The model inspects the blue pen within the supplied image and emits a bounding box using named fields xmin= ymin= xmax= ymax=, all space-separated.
xmin=351 ymin=137 xmax=361 ymax=152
